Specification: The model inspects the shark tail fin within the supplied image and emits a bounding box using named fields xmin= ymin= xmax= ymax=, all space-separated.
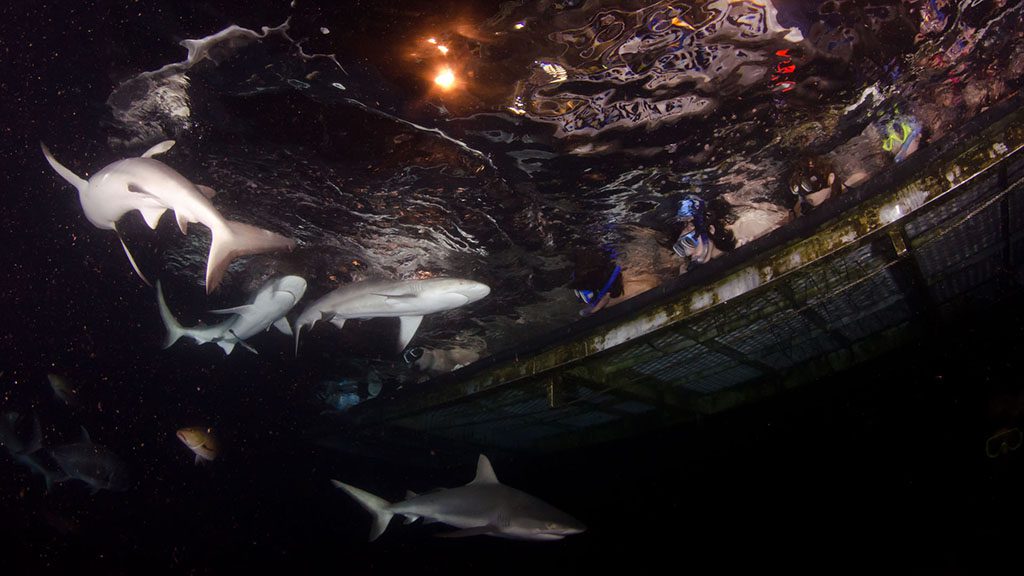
xmin=331 ymin=480 xmax=394 ymax=542
xmin=156 ymin=280 xmax=187 ymax=349
xmin=40 ymin=143 xmax=88 ymax=195
xmin=206 ymin=221 xmax=296 ymax=294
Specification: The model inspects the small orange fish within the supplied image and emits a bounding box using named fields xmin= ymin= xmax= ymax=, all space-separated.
xmin=176 ymin=427 xmax=218 ymax=464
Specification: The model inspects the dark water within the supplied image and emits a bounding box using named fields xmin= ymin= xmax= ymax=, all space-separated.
xmin=3 ymin=0 xmax=1024 ymax=572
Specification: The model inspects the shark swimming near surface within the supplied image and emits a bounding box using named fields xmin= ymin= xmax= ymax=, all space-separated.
xmin=331 ymin=454 xmax=585 ymax=541
xmin=158 ymin=275 xmax=307 ymax=355
xmin=293 ymin=277 xmax=490 ymax=355
xmin=40 ymin=140 xmax=296 ymax=292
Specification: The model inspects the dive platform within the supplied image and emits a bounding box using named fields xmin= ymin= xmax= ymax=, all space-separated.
xmin=332 ymin=95 xmax=1024 ymax=458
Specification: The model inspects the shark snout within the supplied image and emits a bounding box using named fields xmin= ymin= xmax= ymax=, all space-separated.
xmin=275 ymin=275 xmax=308 ymax=302
xmin=546 ymin=517 xmax=586 ymax=536
xmin=452 ymin=280 xmax=490 ymax=303
xmin=563 ymin=520 xmax=587 ymax=535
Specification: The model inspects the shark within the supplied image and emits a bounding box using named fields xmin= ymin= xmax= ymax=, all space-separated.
xmin=293 ymin=277 xmax=490 ymax=355
xmin=0 ymin=411 xmax=66 ymax=492
xmin=40 ymin=140 xmax=296 ymax=293
xmin=158 ymin=275 xmax=307 ymax=355
xmin=49 ymin=428 xmax=131 ymax=494
xmin=331 ymin=454 xmax=586 ymax=541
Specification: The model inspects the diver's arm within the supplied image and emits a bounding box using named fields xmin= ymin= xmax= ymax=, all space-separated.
xmin=580 ymin=292 xmax=612 ymax=316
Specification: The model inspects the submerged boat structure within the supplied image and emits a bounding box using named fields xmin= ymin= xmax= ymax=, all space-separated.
xmin=324 ymin=95 xmax=1024 ymax=459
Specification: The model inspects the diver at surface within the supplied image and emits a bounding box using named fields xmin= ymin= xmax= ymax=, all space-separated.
xmin=569 ymin=225 xmax=679 ymax=316
xmin=671 ymin=195 xmax=725 ymax=272
xmin=788 ymin=155 xmax=842 ymax=217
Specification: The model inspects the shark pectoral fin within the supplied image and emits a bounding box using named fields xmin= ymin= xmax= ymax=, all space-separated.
xmin=197 ymin=185 xmax=217 ymax=199
xmin=138 ymin=206 xmax=167 ymax=230
xmin=329 ymin=317 xmax=347 ymax=331
xmin=435 ymin=526 xmax=497 ymax=539
xmin=272 ymin=317 xmax=293 ymax=336
xmin=397 ymin=316 xmax=424 ymax=351
xmin=194 ymin=454 xmax=202 ymax=465
xmin=215 ymin=340 xmax=237 ymax=355
xmin=175 ymin=212 xmax=189 ymax=235
xmin=115 ymin=227 xmax=152 ymax=286
xmin=140 ymin=140 xmax=176 ymax=158
xmin=237 ymin=340 xmax=258 ymax=355
xmin=208 ymin=304 xmax=254 ymax=316
xmin=402 ymin=514 xmax=420 ymax=525
xmin=226 ymin=330 xmax=258 ymax=355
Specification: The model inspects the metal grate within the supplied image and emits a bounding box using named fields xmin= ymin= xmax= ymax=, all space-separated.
xmin=338 ymin=100 xmax=1024 ymax=454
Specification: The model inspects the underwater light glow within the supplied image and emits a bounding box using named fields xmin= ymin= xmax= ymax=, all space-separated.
xmin=434 ymin=67 xmax=456 ymax=89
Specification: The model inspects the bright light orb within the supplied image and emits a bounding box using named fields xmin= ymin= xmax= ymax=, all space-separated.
xmin=434 ymin=67 xmax=456 ymax=90
xmin=437 ymin=44 xmax=449 ymax=55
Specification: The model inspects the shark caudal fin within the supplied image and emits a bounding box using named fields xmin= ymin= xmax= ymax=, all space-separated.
xmin=156 ymin=281 xmax=188 ymax=349
xmin=206 ymin=221 xmax=295 ymax=294
xmin=331 ymin=480 xmax=394 ymax=542
xmin=40 ymin=143 xmax=88 ymax=195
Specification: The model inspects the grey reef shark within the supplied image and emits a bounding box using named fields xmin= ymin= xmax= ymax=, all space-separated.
xmin=40 ymin=140 xmax=295 ymax=293
xmin=332 ymin=454 xmax=586 ymax=541
xmin=158 ymin=275 xmax=307 ymax=354
xmin=293 ymin=277 xmax=491 ymax=355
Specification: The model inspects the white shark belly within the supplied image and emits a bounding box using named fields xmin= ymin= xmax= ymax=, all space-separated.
xmin=229 ymin=307 xmax=289 ymax=340
xmin=87 ymin=158 xmax=227 ymax=232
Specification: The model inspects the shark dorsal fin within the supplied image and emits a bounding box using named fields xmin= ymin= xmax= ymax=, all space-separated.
xmin=80 ymin=426 xmax=92 ymax=444
xmin=470 ymin=454 xmax=499 ymax=485
xmin=141 ymin=140 xmax=175 ymax=158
